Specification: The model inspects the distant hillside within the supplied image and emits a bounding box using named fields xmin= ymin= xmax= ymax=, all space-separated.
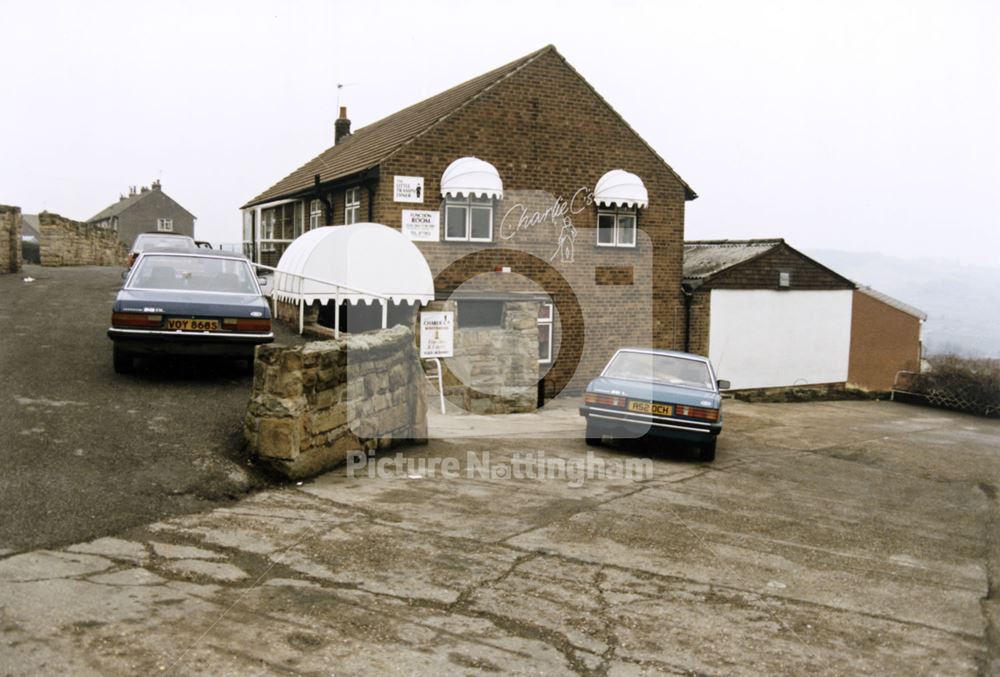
xmin=807 ymin=250 xmax=1000 ymax=358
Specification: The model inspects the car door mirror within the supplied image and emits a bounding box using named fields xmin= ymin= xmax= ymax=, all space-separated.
xmin=717 ymin=379 xmax=731 ymax=391
xmin=121 ymin=271 xmax=128 ymax=281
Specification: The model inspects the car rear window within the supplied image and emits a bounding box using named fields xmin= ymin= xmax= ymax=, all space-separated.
xmin=134 ymin=235 xmax=197 ymax=251
xmin=129 ymin=255 xmax=258 ymax=294
xmin=604 ymin=352 xmax=713 ymax=389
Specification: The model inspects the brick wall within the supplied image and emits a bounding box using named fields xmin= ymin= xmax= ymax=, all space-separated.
xmin=38 ymin=212 xmax=128 ymax=266
xmin=703 ymin=245 xmax=853 ymax=291
xmin=244 ymin=325 xmax=427 ymax=479
xmin=369 ymin=49 xmax=689 ymax=395
xmin=686 ymin=290 xmax=711 ymax=357
xmin=0 ymin=204 xmax=22 ymax=274
xmin=848 ymin=290 xmax=922 ymax=391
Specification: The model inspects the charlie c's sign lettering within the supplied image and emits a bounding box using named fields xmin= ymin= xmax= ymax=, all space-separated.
xmin=499 ymin=187 xmax=595 ymax=241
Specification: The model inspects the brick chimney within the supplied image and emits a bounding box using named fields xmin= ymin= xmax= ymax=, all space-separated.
xmin=152 ymin=179 xmax=161 ymax=190
xmin=335 ymin=106 xmax=351 ymax=145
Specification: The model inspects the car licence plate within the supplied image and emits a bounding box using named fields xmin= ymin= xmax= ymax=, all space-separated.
xmin=628 ymin=401 xmax=673 ymax=416
xmin=165 ymin=318 xmax=219 ymax=331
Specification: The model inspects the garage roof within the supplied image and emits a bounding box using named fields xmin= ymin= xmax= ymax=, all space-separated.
xmin=683 ymin=239 xmax=785 ymax=281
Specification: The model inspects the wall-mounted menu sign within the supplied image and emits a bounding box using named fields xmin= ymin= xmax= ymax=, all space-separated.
xmin=401 ymin=210 xmax=440 ymax=241
xmin=393 ymin=176 xmax=424 ymax=203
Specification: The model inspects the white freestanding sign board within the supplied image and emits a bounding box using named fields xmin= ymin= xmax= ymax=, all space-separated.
xmin=420 ymin=311 xmax=454 ymax=358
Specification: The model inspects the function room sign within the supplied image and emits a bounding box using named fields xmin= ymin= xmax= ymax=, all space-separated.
xmin=420 ymin=311 xmax=454 ymax=358
xmin=394 ymin=176 xmax=424 ymax=203
xmin=402 ymin=210 xmax=440 ymax=241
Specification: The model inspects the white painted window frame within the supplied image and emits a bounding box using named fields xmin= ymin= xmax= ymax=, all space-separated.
xmin=156 ymin=218 xmax=173 ymax=232
xmin=309 ymin=199 xmax=323 ymax=229
xmin=595 ymin=208 xmax=638 ymax=248
xmin=443 ymin=194 xmax=493 ymax=243
xmin=345 ymin=187 xmax=361 ymax=225
xmin=538 ymin=302 xmax=554 ymax=364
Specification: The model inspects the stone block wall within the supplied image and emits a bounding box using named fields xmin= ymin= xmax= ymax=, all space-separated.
xmin=0 ymin=204 xmax=22 ymax=274
xmin=244 ymin=325 xmax=427 ymax=480
xmin=38 ymin=212 xmax=128 ymax=266
xmin=426 ymin=300 xmax=539 ymax=414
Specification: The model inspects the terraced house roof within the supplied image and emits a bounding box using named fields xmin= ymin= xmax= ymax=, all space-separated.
xmin=243 ymin=45 xmax=696 ymax=208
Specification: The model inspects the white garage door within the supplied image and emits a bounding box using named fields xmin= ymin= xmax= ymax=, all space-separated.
xmin=708 ymin=289 xmax=852 ymax=390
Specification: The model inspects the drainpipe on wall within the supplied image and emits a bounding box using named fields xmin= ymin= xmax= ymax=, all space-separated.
xmin=681 ymin=283 xmax=694 ymax=353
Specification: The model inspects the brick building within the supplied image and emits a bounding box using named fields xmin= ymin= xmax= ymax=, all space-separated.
xmin=242 ymin=45 xmax=696 ymax=396
xmin=682 ymin=239 xmax=856 ymax=390
xmin=88 ymin=181 xmax=196 ymax=248
xmin=848 ymin=286 xmax=925 ymax=391
xmin=682 ymin=239 xmax=926 ymax=392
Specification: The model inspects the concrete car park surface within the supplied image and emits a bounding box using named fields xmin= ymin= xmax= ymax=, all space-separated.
xmin=1 ymin=385 xmax=998 ymax=674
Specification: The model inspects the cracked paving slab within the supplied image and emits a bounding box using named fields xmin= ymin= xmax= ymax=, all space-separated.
xmin=0 ymin=400 xmax=996 ymax=675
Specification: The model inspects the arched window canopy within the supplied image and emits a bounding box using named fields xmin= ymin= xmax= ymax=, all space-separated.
xmin=273 ymin=223 xmax=434 ymax=306
xmin=440 ymin=157 xmax=504 ymax=200
xmin=594 ymin=169 xmax=649 ymax=209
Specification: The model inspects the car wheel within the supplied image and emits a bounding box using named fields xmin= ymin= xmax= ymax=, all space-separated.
xmin=585 ymin=420 xmax=603 ymax=446
xmin=113 ymin=347 xmax=133 ymax=374
xmin=700 ymin=439 xmax=717 ymax=463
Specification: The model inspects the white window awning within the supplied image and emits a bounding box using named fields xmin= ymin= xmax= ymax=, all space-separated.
xmin=594 ymin=169 xmax=649 ymax=208
xmin=440 ymin=157 xmax=503 ymax=200
xmin=273 ymin=223 xmax=435 ymax=306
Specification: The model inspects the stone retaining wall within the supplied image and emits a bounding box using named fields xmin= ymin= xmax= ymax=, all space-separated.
xmin=426 ymin=300 xmax=539 ymax=414
xmin=244 ymin=325 xmax=427 ymax=479
xmin=39 ymin=212 xmax=127 ymax=266
xmin=0 ymin=204 xmax=22 ymax=274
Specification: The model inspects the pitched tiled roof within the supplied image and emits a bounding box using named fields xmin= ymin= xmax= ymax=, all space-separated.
xmin=856 ymin=285 xmax=927 ymax=320
xmin=243 ymin=46 xmax=552 ymax=208
xmin=243 ymin=45 xmax=697 ymax=208
xmin=87 ymin=191 xmax=148 ymax=222
xmin=87 ymin=187 xmax=195 ymax=223
xmin=683 ymin=239 xmax=785 ymax=281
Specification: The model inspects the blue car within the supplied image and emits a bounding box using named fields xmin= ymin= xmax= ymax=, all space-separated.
xmin=580 ymin=348 xmax=729 ymax=461
xmin=108 ymin=249 xmax=274 ymax=373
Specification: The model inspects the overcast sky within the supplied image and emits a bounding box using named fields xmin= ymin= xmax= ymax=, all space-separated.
xmin=2 ymin=0 xmax=997 ymax=266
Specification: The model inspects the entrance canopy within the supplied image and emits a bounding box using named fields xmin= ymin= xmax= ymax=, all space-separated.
xmin=273 ymin=223 xmax=435 ymax=306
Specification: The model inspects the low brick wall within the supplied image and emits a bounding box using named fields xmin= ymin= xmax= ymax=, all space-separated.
xmin=0 ymin=204 xmax=22 ymax=274
xmin=39 ymin=212 xmax=127 ymax=266
xmin=244 ymin=325 xmax=427 ymax=479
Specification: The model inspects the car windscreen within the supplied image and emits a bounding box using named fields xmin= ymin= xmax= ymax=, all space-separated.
xmin=604 ymin=352 xmax=714 ymax=390
xmin=128 ymin=255 xmax=258 ymax=294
